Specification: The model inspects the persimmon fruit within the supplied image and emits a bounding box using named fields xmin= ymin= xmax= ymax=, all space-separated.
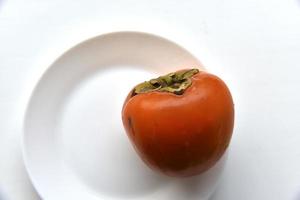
xmin=122 ymin=69 xmax=234 ymax=177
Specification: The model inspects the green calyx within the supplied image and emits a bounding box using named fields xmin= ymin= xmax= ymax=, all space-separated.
xmin=133 ymin=68 xmax=199 ymax=96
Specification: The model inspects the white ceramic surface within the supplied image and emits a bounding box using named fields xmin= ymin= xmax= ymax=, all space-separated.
xmin=23 ymin=32 xmax=226 ymax=200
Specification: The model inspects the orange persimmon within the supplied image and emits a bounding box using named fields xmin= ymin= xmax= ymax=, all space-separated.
xmin=122 ymin=69 xmax=234 ymax=177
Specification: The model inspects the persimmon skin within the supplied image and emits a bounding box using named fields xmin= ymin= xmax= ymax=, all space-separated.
xmin=122 ymin=71 xmax=234 ymax=177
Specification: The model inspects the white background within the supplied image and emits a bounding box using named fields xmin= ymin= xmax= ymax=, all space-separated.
xmin=1 ymin=0 xmax=300 ymax=199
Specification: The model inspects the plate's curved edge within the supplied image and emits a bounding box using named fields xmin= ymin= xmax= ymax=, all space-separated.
xmin=21 ymin=30 xmax=205 ymax=200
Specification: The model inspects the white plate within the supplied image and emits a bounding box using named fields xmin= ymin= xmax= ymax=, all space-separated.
xmin=23 ymin=31 xmax=226 ymax=200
